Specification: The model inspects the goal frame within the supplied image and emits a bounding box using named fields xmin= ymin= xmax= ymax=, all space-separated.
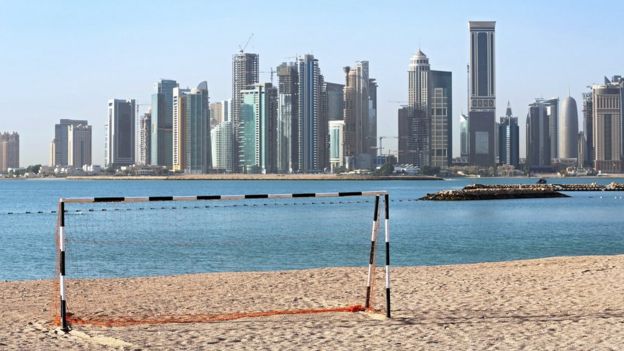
xmin=55 ymin=190 xmax=391 ymax=332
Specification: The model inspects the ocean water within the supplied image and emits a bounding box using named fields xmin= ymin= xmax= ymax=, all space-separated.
xmin=1 ymin=177 xmax=624 ymax=281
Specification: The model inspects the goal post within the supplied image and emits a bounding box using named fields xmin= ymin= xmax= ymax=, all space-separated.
xmin=54 ymin=190 xmax=391 ymax=331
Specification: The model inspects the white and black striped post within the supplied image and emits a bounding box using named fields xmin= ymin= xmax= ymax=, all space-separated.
xmin=365 ymin=195 xmax=381 ymax=309
xmin=383 ymin=194 xmax=391 ymax=318
xmin=57 ymin=199 xmax=69 ymax=332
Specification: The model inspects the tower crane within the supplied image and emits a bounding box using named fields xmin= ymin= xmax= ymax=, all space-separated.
xmin=238 ymin=33 xmax=254 ymax=53
xmin=378 ymin=136 xmax=399 ymax=156
xmin=259 ymin=68 xmax=276 ymax=84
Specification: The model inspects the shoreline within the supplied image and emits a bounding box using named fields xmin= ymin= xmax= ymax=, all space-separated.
xmin=64 ymin=174 xmax=443 ymax=181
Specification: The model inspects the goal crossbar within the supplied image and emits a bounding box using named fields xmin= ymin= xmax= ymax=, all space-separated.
xmin=55 ymin=190 xmax=391 ymax=332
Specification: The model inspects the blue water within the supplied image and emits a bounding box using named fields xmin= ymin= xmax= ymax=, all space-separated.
xmin=1 ymin=178 xmax=624 ymax=281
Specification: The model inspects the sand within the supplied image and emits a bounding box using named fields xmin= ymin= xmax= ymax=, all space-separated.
xmin=1 ymin=255 xmax=623 ymax=350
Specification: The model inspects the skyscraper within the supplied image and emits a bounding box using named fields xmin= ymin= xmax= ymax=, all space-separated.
xmin=559 ymin=96 xmax=579 ymax=160
xmin=0 ymin=132 xmax=19 ymax=173
xmin=498 ymin=102 xmax=519 ymax=167
xmin=526 ymin=99 xmax=552 ymax=169
xmin=405 ymin=50 xmax=430 ymax=167
xmin=324 ymin=82 xmax=344 ymax=121
xmin=276 ymin=62 xmax=299 ymax=173
xmin=53 ymin=119 xmax=89 ymax=167
xmin=430 ymin=70 xmax=452 ymax=168
xmin=582 ymin=92 xmax=594 ymax=168
xmin=297 ymin=54 xmax=323 ymax=172
xmin=545 ymin=98 xmax=560 ymax=160
xmin=151 ymin=79 xmax=178 ymax=168
xmin=67 ymin=123 xmax=92 ymax=167
xmin=343 ymin=61 xmax=376 ymax=169
xmin=240 ymin=83 xmax=278 ymax=173
xmin=172 ymin=82 xmax=211 ymax=173
xmin=232 ymin=52 xmax=259 ymax=172
xmin=209 ymin=100 xmax=231 ymax=129
xmin=592 ymin=76 xmax=623 ymax=172
xmin=468 ymin=21 xmax=496 ymax=167
xmin=329 ymin=120 xmax=345 ymax=171
xmin=211 ymin=120 xmax=233 ymax=172
xmin=106 ymin=99 xmax=136 ymax=168
xmin=459 ymin=113 xmax=469 ymax=158
xmin=138 ymin=111 xmax=151 ymax=166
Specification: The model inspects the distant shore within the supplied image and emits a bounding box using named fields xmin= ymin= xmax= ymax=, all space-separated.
xmin=65 ymin=174 xmax=443 ymax=181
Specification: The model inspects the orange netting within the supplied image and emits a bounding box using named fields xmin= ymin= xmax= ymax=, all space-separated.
xmin=54 ymin=305 xmax=368 ymax=328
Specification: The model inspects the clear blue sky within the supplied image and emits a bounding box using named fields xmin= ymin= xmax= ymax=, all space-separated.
xmin=1 ymin=0 xmax=623 ymax=166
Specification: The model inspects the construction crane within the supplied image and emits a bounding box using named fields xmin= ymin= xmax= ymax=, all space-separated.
xmin=238 ymin=33 xmax=254 ymax=53
xmin=378 ymin=136 xmax=399 ymax=156
xmin=259 ymin=68 xmax=275 ymax=84
xmin=387 ymin=100 xmax=408 ymax=104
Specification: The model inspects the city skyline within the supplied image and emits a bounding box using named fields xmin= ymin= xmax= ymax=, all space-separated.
xmin=1 ymin=1 xmax=624 ymax=165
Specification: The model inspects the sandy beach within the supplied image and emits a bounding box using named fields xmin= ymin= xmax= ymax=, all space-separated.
xmin=1 ymin=255 xmax=623 ymax=350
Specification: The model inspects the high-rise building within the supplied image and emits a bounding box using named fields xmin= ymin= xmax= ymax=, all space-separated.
xmin=430 ymin=70 xmax=452 ymax=168
xmin=150 ymin=79 xmax=178 ymax=168
xmin=545 ymin=98 xmax=559 ymax=160
xmin=325 ymin=82 xmax=344 ymax=121
xmin=498 ymin=102 xmax=519 ymax=167
xmin=592 ymin=76 xmax=623 ymax=172
xmin=240 ymin=83 xmax=278 ymax=173
xmin=297 ymin=54 xmax=323 ymax=172
xmin=468 ymin=21 xmax=496 ymax=167
xmin=397 ymin=106 xmax=411 ymax=164
xmin=0 ymin=132 xmax=19 ymax=173
xmin=232 ymin=52 xmax=259 ymax=172
xmin=582 ymin=92 xmax=594 ymax=168
xmin=106 ymin=99 xmax=136 ymax=168
xmin=67 ymin=123 xmax=92 ymax=167
xmin=329 ymin=120 xmax=345 ymax=171
xmin=211 ymin=120 xmax=233 ymax=172
xmin=343 ymin=61 xmax=376 ymax=169
xmin=138 ymin=111 xmax=151 ymax=166
xmin=526 ymin=99 xmax=552 ymax=169
xmin=404 ymin=51 xmax=430 ymax=167
xmin=459 ymin=113 xmax=469 ymax=158
xmin=578 ymin=131 xmax=586 ymax=168
xmin=172 ymin=82 xmax=211 ymax=173
xmin=559 ymin=96 xmax=579 ymax=160
xmin=53 ymin=119 xmax=89 ymax=166
xmin=210 ymin=100 xmax=231 ymax=129
xmin=276 ymin=62 xmax=299 ymax=173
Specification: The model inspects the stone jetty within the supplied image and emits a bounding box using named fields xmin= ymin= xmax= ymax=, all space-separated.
xmin=421 ymin=182 xmax=624 ymax=201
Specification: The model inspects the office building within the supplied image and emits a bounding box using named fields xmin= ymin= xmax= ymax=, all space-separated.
xmin=559 ymin=96 xmax=579 ymax=160
xmin=0 ymin=132 xmax=19 ymax=172
xmin=430 ymin=70 xmax=452 ymax=167
xmin=329 ymin=120 xmax=345 ymax=171
xmin=67 ymin=123 xmax=92 ymax=167
xmin=297 ymin=54 xmax=323 ymax=172
xmin=106 ymin=99 xmax=135 ymax=168
xmin=52 ymin=119 xmax=89 ymax=166
xmin=150 ymin=79 xmax=178 ymax=168
xmin=459 ymin=113 xmax=469 ymax=158
xmin=498 ymin=102 xmax=519 ymax=167
xmin=232 ymin=52 xmax=259 ymax=171
xmin=172 ymin=82 xmax=211 ymax=173
xmin=582 ymin=92 xmax=594 ymax=168
xmin=545 ymin=98 xmax=560 ymax=160
xmin=344 ymin=61 xmax=376 ymax=169
xmin=240 ymin=83 xmax=278 ymax=173
xmin=211 ymin=120 xmax=233 ymax=172
xmin=210 ymin=100 xmax=231 ymax=129
xmin=276 ymin=62 xmax=298 ymax=173
xmin=468 ymin=21 xmax=496 ymax=167
xmin=325 ymin=82 xmax=344 ymax=121
xmin=526 ymin=99 xmax=552 ymax=169
xmin=592 ymin=76 xmax=624 ymax=172
xmin=138 ymin=111 xmax=151 ymax=166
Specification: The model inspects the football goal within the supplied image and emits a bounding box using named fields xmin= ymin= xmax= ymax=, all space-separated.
xmin=53 ymin=190 xmax=390 ymax=331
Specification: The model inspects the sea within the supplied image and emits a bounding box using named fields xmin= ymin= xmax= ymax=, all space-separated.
xmin=1 ymin=177 xmax=624 ymax=281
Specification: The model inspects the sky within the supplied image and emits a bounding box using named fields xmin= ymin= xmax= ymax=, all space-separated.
xmin=1 ymin=0 xmax=623 ymax=166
